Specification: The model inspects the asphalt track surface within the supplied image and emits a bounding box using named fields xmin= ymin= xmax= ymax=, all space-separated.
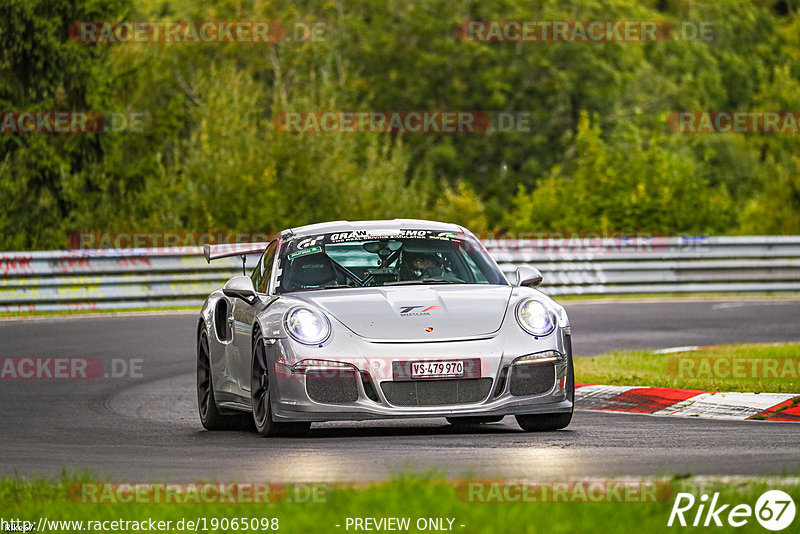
xmin=1 ymin=299 xmax=799 ymax=482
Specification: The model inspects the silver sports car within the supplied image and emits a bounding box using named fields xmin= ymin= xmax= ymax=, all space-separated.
xmin=197 ymin=219 xmax=574 ymax=436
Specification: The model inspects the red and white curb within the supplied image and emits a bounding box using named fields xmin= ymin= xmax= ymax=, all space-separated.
xmin=575 ymin=383 xmax=800 ymax=422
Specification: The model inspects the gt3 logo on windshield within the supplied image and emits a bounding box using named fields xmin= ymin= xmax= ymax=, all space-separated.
xmin=399 ymin=305 xmax=440 ymax=316
xmin=297 ymin=236 xmax=324 ymax=249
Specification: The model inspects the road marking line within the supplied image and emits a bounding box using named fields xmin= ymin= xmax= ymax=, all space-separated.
xmin=652 ymin=346 xmax=702 ymax=354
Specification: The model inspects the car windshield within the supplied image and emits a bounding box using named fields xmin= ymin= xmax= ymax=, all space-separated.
xmin=276 ymin=230 xmax=507 ymax=293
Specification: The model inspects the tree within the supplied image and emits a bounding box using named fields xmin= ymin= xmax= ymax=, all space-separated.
xmin=504 ymin=112 xmax=734 ymax=234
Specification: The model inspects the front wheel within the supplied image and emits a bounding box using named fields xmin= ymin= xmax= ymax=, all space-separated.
xmin=251 ymin=336 xmax=311 ymax=437
xmin=515 ymin=412 xmax=572 ymax=431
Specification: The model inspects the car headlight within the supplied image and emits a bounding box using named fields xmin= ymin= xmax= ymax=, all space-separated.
xmin=284 ymin=307 xmax=331 ymax=345
xmin=515 ymin=298 xmax=556 ymax=337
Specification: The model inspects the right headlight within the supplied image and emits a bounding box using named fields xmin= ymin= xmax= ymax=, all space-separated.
xmin=515 ymin=298 xmax=557 ymax=337
xmin=284 ymin=306 xmax=331 ymax=345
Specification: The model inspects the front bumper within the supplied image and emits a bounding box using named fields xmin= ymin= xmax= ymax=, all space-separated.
xmin=267 ymin=327 xmax=573 ymax=423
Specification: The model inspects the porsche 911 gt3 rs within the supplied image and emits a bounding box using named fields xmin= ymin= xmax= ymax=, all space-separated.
xmin=197 ymin=219 xmax=574 ymax=436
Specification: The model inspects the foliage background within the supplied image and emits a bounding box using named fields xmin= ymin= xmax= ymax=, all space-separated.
xmin=2 ymin=0 xmax=800 ymax=250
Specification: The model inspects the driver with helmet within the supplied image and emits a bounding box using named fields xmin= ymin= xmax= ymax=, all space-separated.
xmin=399 ymin=250 xmax=458 ymax=281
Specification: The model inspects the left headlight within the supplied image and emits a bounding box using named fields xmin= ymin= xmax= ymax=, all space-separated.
xmin=284 ymin=306 xmax=331 ymax=345
xmin=515 ymin=298 xmax=556 ymax=337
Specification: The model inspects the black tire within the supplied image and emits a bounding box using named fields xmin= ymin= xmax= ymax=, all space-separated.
xmin=251 ymin=335 xmax=311 ymax=437
xmin=446 ymin=416 xmax=504 ymax=425
xmin=515 ymin=352 xmax=575 ymax=432
xmin=197 ymin=331 xmax=253 ymax=430
xmin=515 ymin=412 xmax=572 ymax=431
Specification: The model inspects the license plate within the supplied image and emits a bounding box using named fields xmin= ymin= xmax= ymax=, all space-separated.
xmin=410 ymin=360 xmax=464 ymax=379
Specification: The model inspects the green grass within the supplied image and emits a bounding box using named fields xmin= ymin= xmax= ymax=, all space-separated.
xmin=575 ymin=342 xmax=800 ymax=393
xmin=1 ymin=474 xmax=798 ymax=534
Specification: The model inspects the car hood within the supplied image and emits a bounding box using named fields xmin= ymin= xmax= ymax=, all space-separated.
xmin=294 ymin=285 xmax=513 ymax=341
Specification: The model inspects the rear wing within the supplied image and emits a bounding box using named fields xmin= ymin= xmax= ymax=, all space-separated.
xmin=203 ymin=242 xmax=270 ymax=263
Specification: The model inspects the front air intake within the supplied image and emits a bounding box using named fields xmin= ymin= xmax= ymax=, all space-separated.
xmin=380 ymin=378 xmax=493 ymax=407
xmin=509 ymin=363 xmax=555 ymax=396
xmin=306 ymin=370 xmax=359 ymax=404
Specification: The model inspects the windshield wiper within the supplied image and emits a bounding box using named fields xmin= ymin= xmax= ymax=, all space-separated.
xmin=384 ymin=278 xmax=461 ymax=286
xmin=320 ymin=284 xmax=355 ymax=290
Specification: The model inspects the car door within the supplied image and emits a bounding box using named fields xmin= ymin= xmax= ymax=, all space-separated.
xmin=231 ymin=241 xmax=277 ymax=396
xmin=223 ymin=251 xmax=261 ymax=399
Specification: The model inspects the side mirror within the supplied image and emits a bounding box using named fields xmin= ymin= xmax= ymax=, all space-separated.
xmin=223 ymin=275 xmax=257 ymax=303
xmin=515 ymin=265 xmax=543 ymax=287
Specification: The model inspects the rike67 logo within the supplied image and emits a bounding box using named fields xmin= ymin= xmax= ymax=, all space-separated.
xmin=668 ymin=490 xmax=795 ymax=531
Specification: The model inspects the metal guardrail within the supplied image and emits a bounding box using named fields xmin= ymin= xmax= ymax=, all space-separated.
xmin=1 ymin=236 xmax=800 ymax=312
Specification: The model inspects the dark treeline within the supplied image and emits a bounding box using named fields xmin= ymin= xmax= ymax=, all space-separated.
xmin=2 ymin=0 xmax=800 ymax=250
